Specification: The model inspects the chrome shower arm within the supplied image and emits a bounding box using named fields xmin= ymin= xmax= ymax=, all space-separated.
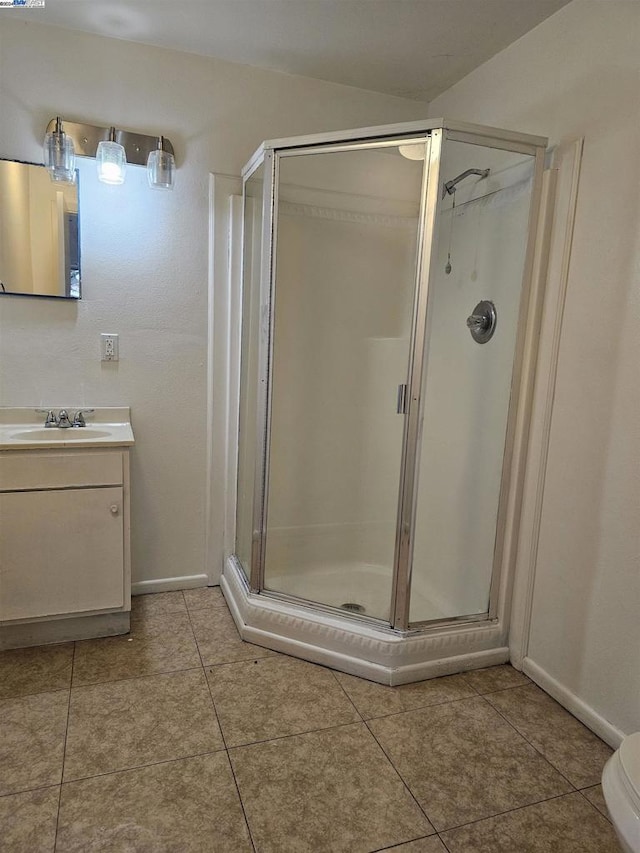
xmin=442 ymin=168 xmax=490 ymax=198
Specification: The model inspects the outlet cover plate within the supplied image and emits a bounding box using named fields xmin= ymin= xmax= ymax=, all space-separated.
xmin=101 ymin=333 xmax=119 ymax=362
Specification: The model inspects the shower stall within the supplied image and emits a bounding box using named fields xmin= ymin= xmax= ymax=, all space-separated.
xmin=222 ymin=118 xmax=548 ymax=684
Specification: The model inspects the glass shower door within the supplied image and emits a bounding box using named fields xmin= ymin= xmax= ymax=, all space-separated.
xmin=262 ymin=141 xmax=427 ymax=621
xmin=408 ymin=138 xmax=538 ymax=625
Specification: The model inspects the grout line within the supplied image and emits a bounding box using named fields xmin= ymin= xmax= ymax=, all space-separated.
xmin=59 ymin=748 xmax=229 ymax=787
xmin=53 ymin=641 xmax=75 ymax=851
xmin=354 ymin=692 xmax=487 ymax=724
xmin=69 ymin=665 xmax=207 ymax=693
xmin=363 ymin=718 xmax=436 ymax=832
xmin=439 ymin=831 xmax=455 ymax=852
xmin=196 ymin=628 xmax=257 ymax=853
xmin=576 ymin=787 xmax=612 ymax=824
xmin=70 ymin=663 xmax=205 ymax=691
xmin=370 ymin=834 xmax=439 ymax=852
xmin=0 ymin=783 xmax=62 ymax=801
xmin=459 ymin=672 xmax=532 ymax=697
xmin=328 ymin=669 xmax=365 ymax=721
xmin=225 ymin=720 xmax=367 ymax=752
xmin=438 ymin=789 xmax=588 ymax=836
xmin=477 ymin=692 xmax=579 ymax=791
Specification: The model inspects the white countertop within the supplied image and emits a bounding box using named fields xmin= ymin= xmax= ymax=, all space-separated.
xmin=0 ymin=407 xmax=135 ymax=451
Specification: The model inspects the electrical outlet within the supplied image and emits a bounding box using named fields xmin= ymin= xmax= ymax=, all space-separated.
xmin=101 ymin=333 xmax=119 ymax=362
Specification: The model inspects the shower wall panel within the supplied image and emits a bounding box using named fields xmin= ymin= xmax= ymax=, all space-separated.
xmin=410 ymin=146 xmax=535 ymax=623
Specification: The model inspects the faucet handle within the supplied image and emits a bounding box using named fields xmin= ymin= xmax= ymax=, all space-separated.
xmin=72 ymin=409 xmax=94 ymax=427
xmin=36 ymin=409 xmax=58 ymax=428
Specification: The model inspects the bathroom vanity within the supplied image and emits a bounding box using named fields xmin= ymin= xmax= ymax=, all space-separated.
xmin=0 ymin=408 xmax=134 ymax=650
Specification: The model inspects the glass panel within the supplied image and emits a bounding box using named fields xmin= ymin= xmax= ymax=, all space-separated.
xmin=235 ymin=162 xmax=265 ymax=581
xmin=0 ymin=159 xmax=80 ymax=299
xmin=263 ymin=142 xmax=425 ymax=621
xmin=409 ymin=140 xmax=536 ymax=624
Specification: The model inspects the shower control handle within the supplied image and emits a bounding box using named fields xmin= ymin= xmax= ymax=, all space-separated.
xmin=466 ymin=300 xmax=497 ymax=344
xmin=466 ymin=313 xmax=489 ymax=330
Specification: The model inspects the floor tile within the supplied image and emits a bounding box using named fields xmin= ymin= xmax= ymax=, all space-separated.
xmin=461 ymin=664 xmax=530 ymax=695
xmin=368 ymin=696 xmax=572 ymax=831
xmin=0 ymin=643 xmax=73 ymax=699
xmin=73 ymin=611 xmax=200 ymax=686
xmin=486 ymin=684 xmax=613 ymax=788
xmin=207 ymin=655 xmax=359 ymax=746
xmin=377 ymin=836 xmax=448 ymax=852
xmin=57 ymin=753 xmax=252 ymax=852
xmin=64 ymin=669 xmax=224 ymax=780
xmin=0 ymin=786 xmax=59 ymax=853
xmin=190 ymin=606 xmax=273 ymax=666
xmin=582 ymin=784 xmax=611 ymax=821
xmin=230 ymin=723 xmax=433 ymax=853
xmin=335 ymin=672 xmax=474 ymax=720
xmin=183 ymin=586 xmax=227 ymax=611
xmin=441 ymin=791 xmax=622 ymax=852
xmin=0 ymin=691 xmax=69 ymax=796
xmin=131 ymin=591 xmax=187 ymax=617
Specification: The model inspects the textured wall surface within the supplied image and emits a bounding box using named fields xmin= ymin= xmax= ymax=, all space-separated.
xmin=0 ymin=20 xmax=424 ymax=586
xmin=429 ymin=0 xmax=640 ymax=735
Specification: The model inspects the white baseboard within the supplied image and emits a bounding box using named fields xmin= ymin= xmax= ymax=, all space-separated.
xmin=131 ymin=575 xmax=209 ymax=596
xmin=523 ymin=657 xmax=625 ymax=749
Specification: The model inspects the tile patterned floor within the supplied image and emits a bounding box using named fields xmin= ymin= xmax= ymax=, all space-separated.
xmin=0 ymin=589 xmax=622 ymax=852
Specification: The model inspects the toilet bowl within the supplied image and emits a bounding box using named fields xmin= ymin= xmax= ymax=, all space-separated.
xmin=602 ymin=732 xmax=640 ymax=853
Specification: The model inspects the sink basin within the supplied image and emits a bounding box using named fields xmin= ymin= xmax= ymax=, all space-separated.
xmin=0 ymin=408 xmax=135 ymax=450
xmin=11 ymin=428 xmax=113 ymax=441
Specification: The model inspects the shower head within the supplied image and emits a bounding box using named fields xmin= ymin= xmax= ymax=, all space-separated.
xmin=442 ymin=167 xmax=490 ymax=199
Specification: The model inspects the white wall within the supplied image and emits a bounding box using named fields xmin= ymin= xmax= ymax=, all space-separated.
xmin=0 ymin=20 xmax=424 ymax=588
xmin=429 ymin=0 xmax=640 ymax=735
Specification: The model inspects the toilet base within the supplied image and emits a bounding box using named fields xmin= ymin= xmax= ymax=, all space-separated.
xmin=602 ymin=751 xmax=640 ymax=853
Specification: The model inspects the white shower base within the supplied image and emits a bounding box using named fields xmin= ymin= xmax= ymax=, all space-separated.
xmin=266 ymin=561 xmax=448 ymax=623
xmin=222 ymin=556 xmax=509 ymax=685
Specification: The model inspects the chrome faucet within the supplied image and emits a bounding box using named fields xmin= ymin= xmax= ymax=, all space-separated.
xmin=35 ymin=408 xmax=95 ymax=428
xmin=57 ymin=409 xmax=72 ymax=428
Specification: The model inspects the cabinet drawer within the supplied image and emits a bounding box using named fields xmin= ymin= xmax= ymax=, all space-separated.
xmin=0 ymin=450 xmax=123 ymax=491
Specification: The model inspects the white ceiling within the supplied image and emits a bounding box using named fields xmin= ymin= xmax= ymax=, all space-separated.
xmin=13 ymin=0 xmax=570 ymax=102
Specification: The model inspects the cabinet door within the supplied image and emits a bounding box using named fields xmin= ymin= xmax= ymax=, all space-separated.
xmin=0 ymin=487 xmax=124 ymax=621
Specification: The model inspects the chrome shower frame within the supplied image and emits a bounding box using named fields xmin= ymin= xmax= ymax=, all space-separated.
xmin=224 ymin=118 xmax=548 ymax=683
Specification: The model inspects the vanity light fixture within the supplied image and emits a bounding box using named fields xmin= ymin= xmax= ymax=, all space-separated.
xmin=43 ymin=116 xmax=76 ymax=183
xmin=96 ymin=127 xmax=126 ymax=185
xmin=147 ymin=136 xmax=175 ymax=190
xmin=43 ymin=118 xmax=176 ymax=188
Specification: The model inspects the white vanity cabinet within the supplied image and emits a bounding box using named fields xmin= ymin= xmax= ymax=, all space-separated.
xmin=0 ymin=449 xmax=130 ymax=621
xmin=0 ymin=442 xmax=132 ymax=648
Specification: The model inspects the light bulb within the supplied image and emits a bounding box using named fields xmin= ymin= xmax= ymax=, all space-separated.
xmin=97 ymin=128 xmax=126 ymax=185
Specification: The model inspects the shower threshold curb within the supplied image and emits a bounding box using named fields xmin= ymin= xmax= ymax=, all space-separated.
xmin=221 ymin=558 xmax=508 ymax=686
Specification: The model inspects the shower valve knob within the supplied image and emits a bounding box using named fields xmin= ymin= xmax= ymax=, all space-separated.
xmin=466 ymin=300 xmax=497 ymax=344
xmin=466 ymin=313 xmax=489 ymax=330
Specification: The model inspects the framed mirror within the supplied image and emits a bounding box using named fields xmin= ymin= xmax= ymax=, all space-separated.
xmin=0 ymin=159 xmax=80 ymax=299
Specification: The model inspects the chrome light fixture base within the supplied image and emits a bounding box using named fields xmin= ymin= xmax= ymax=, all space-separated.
xmin=44 ymin=119 xmax=175 ymax=168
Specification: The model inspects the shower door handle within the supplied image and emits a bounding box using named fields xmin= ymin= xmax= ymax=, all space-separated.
xmin=396 ymin=384 xmax=407 ymax=415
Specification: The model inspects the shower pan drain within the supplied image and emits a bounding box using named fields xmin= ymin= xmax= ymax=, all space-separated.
xmin=340 ymin=602 xmax=366 ymax=614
